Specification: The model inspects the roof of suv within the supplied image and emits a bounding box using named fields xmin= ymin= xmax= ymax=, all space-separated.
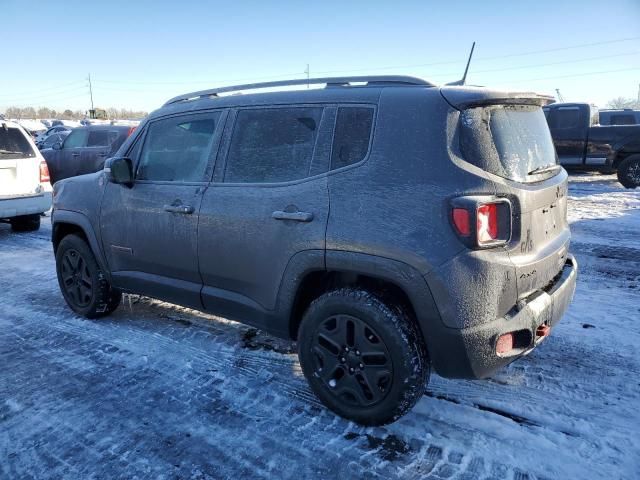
xmin=148 ymin=76 xmax=554 ymax=120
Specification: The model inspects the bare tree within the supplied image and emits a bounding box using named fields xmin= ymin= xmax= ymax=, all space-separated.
xmin=606 ymin=97 xmax=640 ymax=109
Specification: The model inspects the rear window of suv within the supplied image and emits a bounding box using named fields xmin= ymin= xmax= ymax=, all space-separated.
xmin=0 ymin=126 xmax=36 ymax=159
xmin=459 ymin=105 xmax=558 ymax=183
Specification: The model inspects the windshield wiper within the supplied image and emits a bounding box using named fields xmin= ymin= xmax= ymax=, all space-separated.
xmin=0 ymin=150 xmax=26 ymax=154
xmin=528 ymin=164 xmax=561 ymax=175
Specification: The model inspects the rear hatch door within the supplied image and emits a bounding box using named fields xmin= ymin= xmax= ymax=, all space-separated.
xmin=446 ymin=87 xmax=571 ymax=298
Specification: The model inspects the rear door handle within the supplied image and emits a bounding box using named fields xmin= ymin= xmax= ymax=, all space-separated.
xmin=272 ymin=210 xmax=314 ymax=222
xmin=164 ymin=204 xmax=195 ymax=214
xmin=71 ymin=153 xmax=80 ymax=157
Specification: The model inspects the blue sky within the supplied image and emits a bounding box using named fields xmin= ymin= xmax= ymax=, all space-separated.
xmin=1 ymin=0 xmax=639 ymax=113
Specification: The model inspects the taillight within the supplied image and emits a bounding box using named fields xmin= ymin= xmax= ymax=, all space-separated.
xmin=450 ymin=197 xmax=511 ymax=248
xmin=452 ymin=208 xmax=471 ymax=236
xmin=39 ymin=161 xmax=50 ymax=184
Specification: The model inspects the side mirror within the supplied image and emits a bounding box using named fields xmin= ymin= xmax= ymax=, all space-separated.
xmin=105 ymin=157 xmax=134 ymax=187
xmin=52 ymin=142 xmax=62 ymax=150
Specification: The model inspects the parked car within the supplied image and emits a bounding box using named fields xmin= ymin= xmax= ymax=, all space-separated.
xmin=42 ymin=125 xmax=135 ymax=184
xmin=37 ymin=131 xmax=70 ymax=150
xmin=599 ymin=108 xmax=640 ymax=126
xmin=0 ymin=120 xmax=52 ymax=231
xmin=35 ymin=125 xmax=71 ymax=145
xmin=51 ymin=76 xmax=577 ymax=425
xmin=543 ymin=103 xmax=640 ymax=188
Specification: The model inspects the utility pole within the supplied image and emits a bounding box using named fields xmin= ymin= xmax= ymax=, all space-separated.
xmin=637 ymin=82 xmax=639 ymax=104
xmin=305 ymin=64 xmax=310 ymax=88
xmin=88 ymin=73 xmax=95 ymax=111
xmin=555 ymin=88 xmax=565 ymax=103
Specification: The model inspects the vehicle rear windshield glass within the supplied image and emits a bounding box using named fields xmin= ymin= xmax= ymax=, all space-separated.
xmin=225 ymin=107 xmax=323 ymax=183
xmin=0 ymin=127 xmax=36 ymax=159
xmin=459 ymin=105 xmax=557 ymax=183
xmin=331 ymin=107 xmax=374 ymax=170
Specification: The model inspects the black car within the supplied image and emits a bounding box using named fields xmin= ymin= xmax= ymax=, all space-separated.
xmin=43 ymin=125 xmax=135 ymax=184
xmin=51 ymin=76 xmax=577 ymax=425
xmin=542 ymin=103 xmax=640 ymax=188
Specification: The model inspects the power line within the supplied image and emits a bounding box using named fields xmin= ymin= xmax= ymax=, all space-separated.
xmin=424 ymin=51 xmax=640 ymax=79
xmin=0 ymin=80 xmax=86 ymax=98
xmin=504 ymin=67 xmax=640 ymax=84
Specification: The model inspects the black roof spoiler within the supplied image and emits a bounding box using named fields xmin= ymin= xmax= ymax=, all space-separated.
xmin=440 ymin=86 xmax=555 ymax=110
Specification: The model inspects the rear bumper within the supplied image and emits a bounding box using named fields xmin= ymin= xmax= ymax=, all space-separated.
xmin=0 ymin=192 xmax=52 ymax=219
xmin=430 ymin=254 xmax=577 ymax=379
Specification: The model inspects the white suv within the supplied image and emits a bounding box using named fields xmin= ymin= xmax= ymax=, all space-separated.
xmin=1 ymin=121 xmax=52 ymax=231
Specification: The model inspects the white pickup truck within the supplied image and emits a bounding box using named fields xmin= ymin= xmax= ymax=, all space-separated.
xmin=1 ymin=120 xmax=52 ymax=231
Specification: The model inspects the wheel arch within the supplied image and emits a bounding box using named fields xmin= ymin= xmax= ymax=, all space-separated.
xmin=52 ymin=210 xmax=111 ymax=281
xmin=283 ymin=250 xmax=442 ymax=354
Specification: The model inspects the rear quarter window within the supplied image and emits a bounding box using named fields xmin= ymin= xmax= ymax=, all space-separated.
xmin=331 ymin=107 xmax=374 ymax=170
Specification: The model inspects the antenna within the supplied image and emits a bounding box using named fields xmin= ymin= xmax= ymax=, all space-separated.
xmin=446 ymin=42 xmax=475 ymax=86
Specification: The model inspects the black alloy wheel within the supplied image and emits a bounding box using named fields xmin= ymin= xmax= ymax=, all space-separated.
xmin=60 ymin=248 xmax=93 ymax=308
xmin=312 ymin=314 xmax=393 ymax=407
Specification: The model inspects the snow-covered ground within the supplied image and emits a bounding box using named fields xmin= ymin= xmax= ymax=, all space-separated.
xmin=1 ymin=173 xmax=638 ymax=479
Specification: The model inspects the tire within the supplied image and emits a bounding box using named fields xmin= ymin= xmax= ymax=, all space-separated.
xmin=55 ymin=234 xmax=122 ymax=318
xmin=617 ymin=154 xmax=640 ymax=189
xmin=10 ymin=214 xmax=41 ymax=232
xmin=298 ymin=288 xmax=429 ymax=425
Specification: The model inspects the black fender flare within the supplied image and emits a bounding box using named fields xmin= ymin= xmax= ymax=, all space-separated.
xmin=51 ymin=209 xmax=111 ymax=281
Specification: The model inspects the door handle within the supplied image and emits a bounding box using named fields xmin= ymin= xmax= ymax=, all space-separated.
xmin=71 ymin=153 xmax=80 ymax=157
xmin=272 ymin=210 xmax=314 ymax=222
xmin=164 ymin=204 xmax=195 ymax=214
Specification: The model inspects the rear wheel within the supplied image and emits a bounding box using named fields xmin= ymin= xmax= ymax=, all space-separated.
xmin=617 ymin=154 xmax=640 ymax=189
xmin=10 ymin=214 xmax=41 ymax=232
xmin=55 ymin=234 xmax=121 ymax=318
xmin=298 ymin=288 xmax=429 ymax=425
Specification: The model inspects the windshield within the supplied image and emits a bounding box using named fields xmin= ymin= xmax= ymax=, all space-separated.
xmin=0 ymin=126 xmax=36 ymax=159
xmin=460 ymin=105 xmax=558 ymax=183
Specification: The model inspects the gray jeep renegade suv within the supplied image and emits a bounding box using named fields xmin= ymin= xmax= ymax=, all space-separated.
xmin=51 ymin=76 xmax=578 ymax=425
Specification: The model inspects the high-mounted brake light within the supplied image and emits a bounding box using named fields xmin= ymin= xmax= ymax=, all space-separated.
xmin=450 ymin=197 xmax=511 ymax=249
xmin=39 ymin=161 xmax=50 ymax=184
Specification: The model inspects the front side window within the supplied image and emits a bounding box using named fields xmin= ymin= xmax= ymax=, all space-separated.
xmin=136 ymin=113 xmax=220 ymax=182
xmin=63 ymin=129 xmax=88 ymax=149
xmin=225 ymin=107 xmax=323 ymax=183
xmin=331 ymin=107 xmax=374 ymax=170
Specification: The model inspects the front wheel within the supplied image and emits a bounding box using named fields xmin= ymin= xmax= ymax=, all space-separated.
xmin=298 ymin=288 xmax=429 ymax=425
xmin=55 ymin=234 xmax=122 ymax=318
xmin=617 ymin=155 xmax=640 ymax=189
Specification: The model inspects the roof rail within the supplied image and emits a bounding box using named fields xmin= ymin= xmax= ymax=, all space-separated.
xmin=163 ymin=75 xmax=433 ymax=106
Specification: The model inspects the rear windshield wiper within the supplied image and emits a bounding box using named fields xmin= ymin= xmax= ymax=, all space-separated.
xmin=0 ymin=150 xmax=26 ymax=154
xmin=528 ymin=164 xmax=561 ymax=175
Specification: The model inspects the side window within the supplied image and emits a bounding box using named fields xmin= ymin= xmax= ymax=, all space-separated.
xmin=136 ymin=113 xmax=220 ymax=182
xmin=224 ymin=107 xmax=323 ymax=183
xmin=331 ymin=107 xmax=374 ymax=170
xmin=553 ymin=108 xmax=581 ymax=129
xmin=63 ymin=129 xmax=88 ymax=149
xmin=610 ymin=114 xmax=635 ymax=125
xmin=126 ymin=130 xmax=145 ymax=161
xmin=87 ymin=130 xmax=110 ymax=147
